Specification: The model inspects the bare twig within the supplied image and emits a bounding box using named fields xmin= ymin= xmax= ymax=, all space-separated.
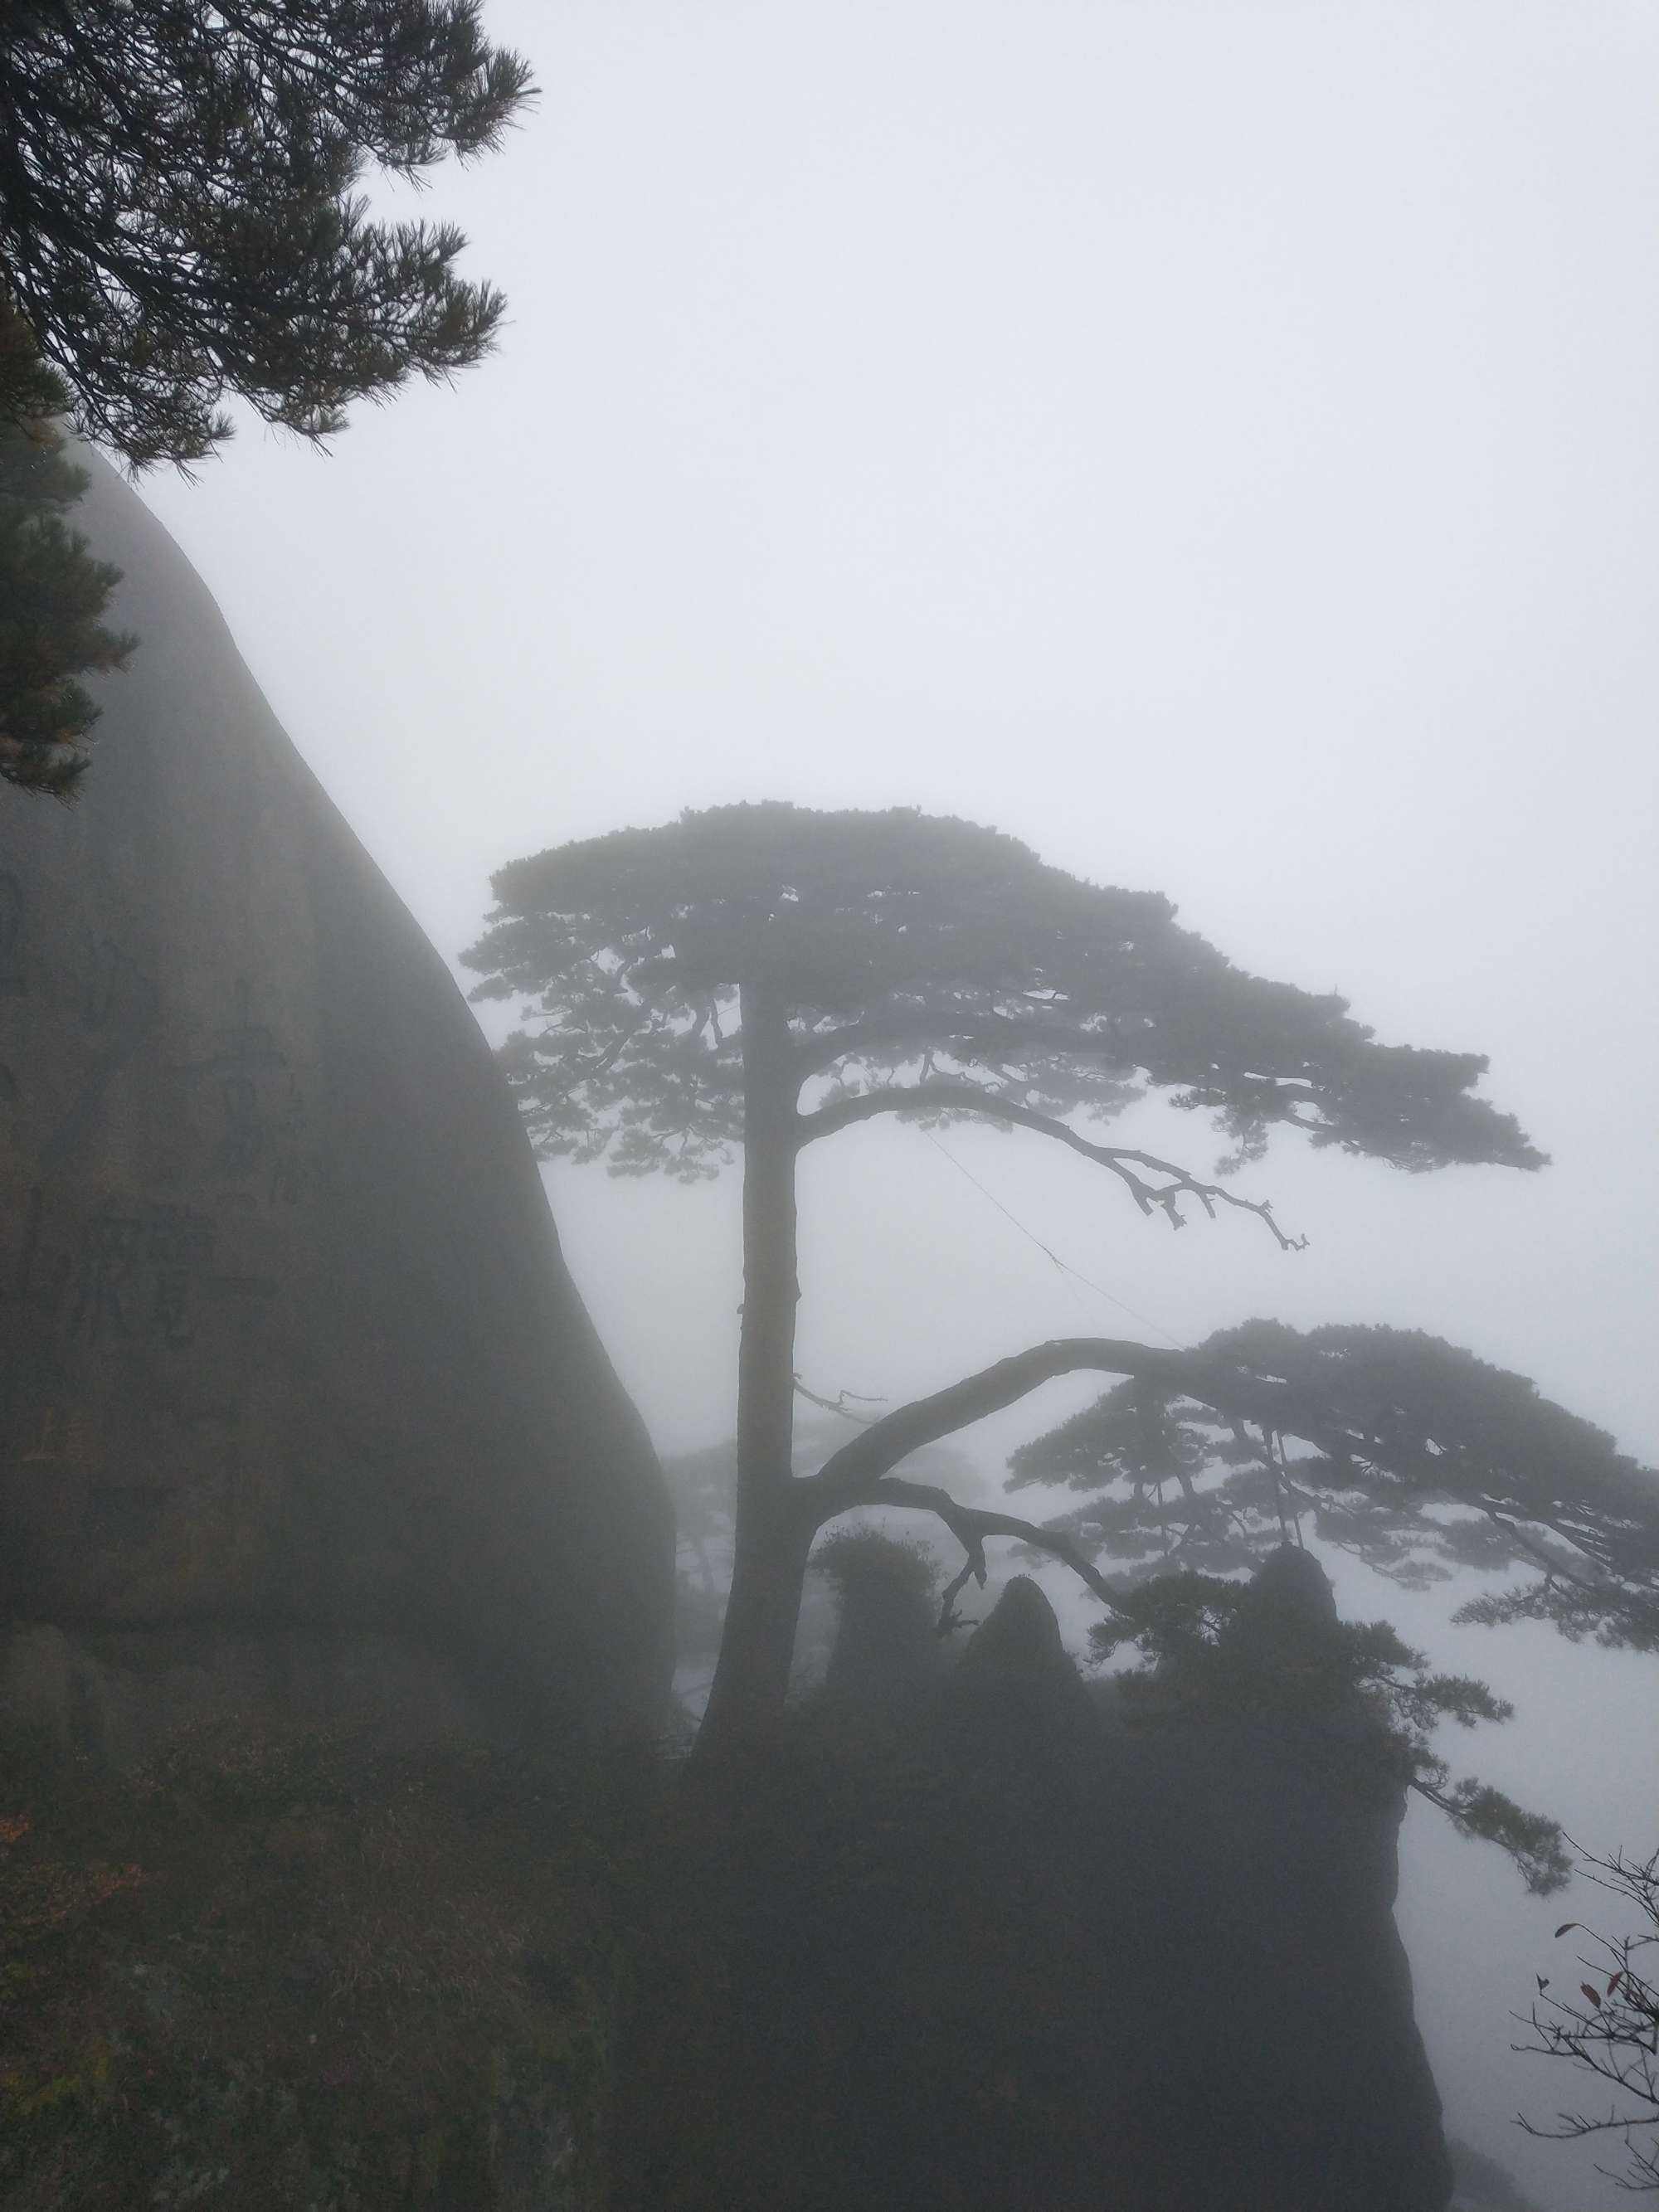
xmin=793 ymin=1375 xmax=886 ymax=1427
xmin=1514 ymin=1843 xmax=1659 ymax=2191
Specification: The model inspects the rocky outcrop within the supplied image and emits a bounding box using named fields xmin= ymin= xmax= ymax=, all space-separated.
xmin=0 ymin=453 xmax=671 ymax=1757
xmin=1447 ymin=2137 xmax=1549 ymax=2211
xmin=927 ymin=1570 xmax=1451 ymax=2212
xmin=615 ymin=1560 xmax=1452 ymax=2212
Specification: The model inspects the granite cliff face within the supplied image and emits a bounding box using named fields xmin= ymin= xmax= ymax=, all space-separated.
xmin=0 ymin=453 xmax=671 ymax=1754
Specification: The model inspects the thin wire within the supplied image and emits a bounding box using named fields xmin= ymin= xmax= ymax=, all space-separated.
xmin=921 ymin=1127 xmax=1188 ymax=1349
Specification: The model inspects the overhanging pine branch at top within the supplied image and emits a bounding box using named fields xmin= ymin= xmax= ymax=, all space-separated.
xmin=0 ymin=0 xmax=534 ymax=467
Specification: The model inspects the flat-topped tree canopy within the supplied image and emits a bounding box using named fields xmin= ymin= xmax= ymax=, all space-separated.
xmin=1010 ymin=1321 xmax=1659 ymax=1651
xmin=466 ymin=801 xmax=1544 ymax=1187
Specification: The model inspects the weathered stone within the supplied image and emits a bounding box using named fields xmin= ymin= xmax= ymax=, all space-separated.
xmin=943 ymin=1572 xmax=1102 ymax=1758
xmin=0 ymin=451 xmax=671 ymax=1757
xmin=1249 ymin=1536 xmax=1341 ymax=1621
xmin=617 ymin=1563 xmax=1454 ymax=2211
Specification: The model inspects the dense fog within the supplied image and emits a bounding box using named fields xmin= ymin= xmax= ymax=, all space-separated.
xmin=110 ymin=4 xmax=1659 ymax=2205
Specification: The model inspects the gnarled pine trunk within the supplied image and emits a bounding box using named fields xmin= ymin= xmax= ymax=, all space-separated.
xmin=697 ymin=982 xmax=812 ymax=1755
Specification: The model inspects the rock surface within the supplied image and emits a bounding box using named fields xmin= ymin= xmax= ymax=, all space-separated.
xmin=0 ymin=452 xmax=670 ymax=1756
xmin=937 ymin=1574 xmax=1452 ymax=2212
xmin=615 ymin=1568 xmax=1453 ymax=2212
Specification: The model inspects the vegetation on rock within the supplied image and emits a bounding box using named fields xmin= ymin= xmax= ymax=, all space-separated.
xmin=1087 ymin=1547 xmax=1571 ymax=1893
xmin=611 ymin=1568 xmax=1458 ymax=2212
xmin=0 ymin=1715 xmax=657 ymax=2210
xmin=0 ymin=300 xmax=132 ymax=796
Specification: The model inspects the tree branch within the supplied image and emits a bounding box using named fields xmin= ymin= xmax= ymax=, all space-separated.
xmin=860 ymin=1477 xmax=1145 ymax=1631
xmin=804 ymin=1337 xmax=1309 ymax=1519
xmin=795 ymin=1082 xmax=1306 ymax=1249
xmin=794 ymin=1373 xmax=884 ymax=1427
xmin=795 ymin=1009 xmax=1131 ymax=1080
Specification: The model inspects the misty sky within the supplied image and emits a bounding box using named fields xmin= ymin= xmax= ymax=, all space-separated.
xmin=137 ymin=3 xmax=1657 ymax=2200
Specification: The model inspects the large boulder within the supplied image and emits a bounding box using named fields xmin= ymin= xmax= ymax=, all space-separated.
xmin=0 ymin=452 xmax=671 ymax=1757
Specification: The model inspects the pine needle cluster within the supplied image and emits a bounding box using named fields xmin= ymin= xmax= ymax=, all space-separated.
xmin=0 ymin=1 xmax=533 ymax=467
xmin=0 ymin=298 xmax=132 ymax=798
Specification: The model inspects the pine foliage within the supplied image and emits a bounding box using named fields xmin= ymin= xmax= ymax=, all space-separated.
xmin=1011 ymin=1320 xmax=1659 ymax=1653
xmin=0 ymin=1 xmax=533 ymax=467
xmin=0 ymin=299 xmax=133 ymax=797
xmin=466 ymin=801 xmax=1544 ymax=1184
xmin=1092 ymin=1553 xmax=1572 ymax=1894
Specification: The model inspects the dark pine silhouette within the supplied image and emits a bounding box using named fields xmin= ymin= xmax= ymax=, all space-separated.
xmin=465 ymin=801 xmax=1559 ymax=1757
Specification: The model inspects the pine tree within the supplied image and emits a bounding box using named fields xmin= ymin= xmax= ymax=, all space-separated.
xmin=465 ymin=801 xmax=1573 ymax=1753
